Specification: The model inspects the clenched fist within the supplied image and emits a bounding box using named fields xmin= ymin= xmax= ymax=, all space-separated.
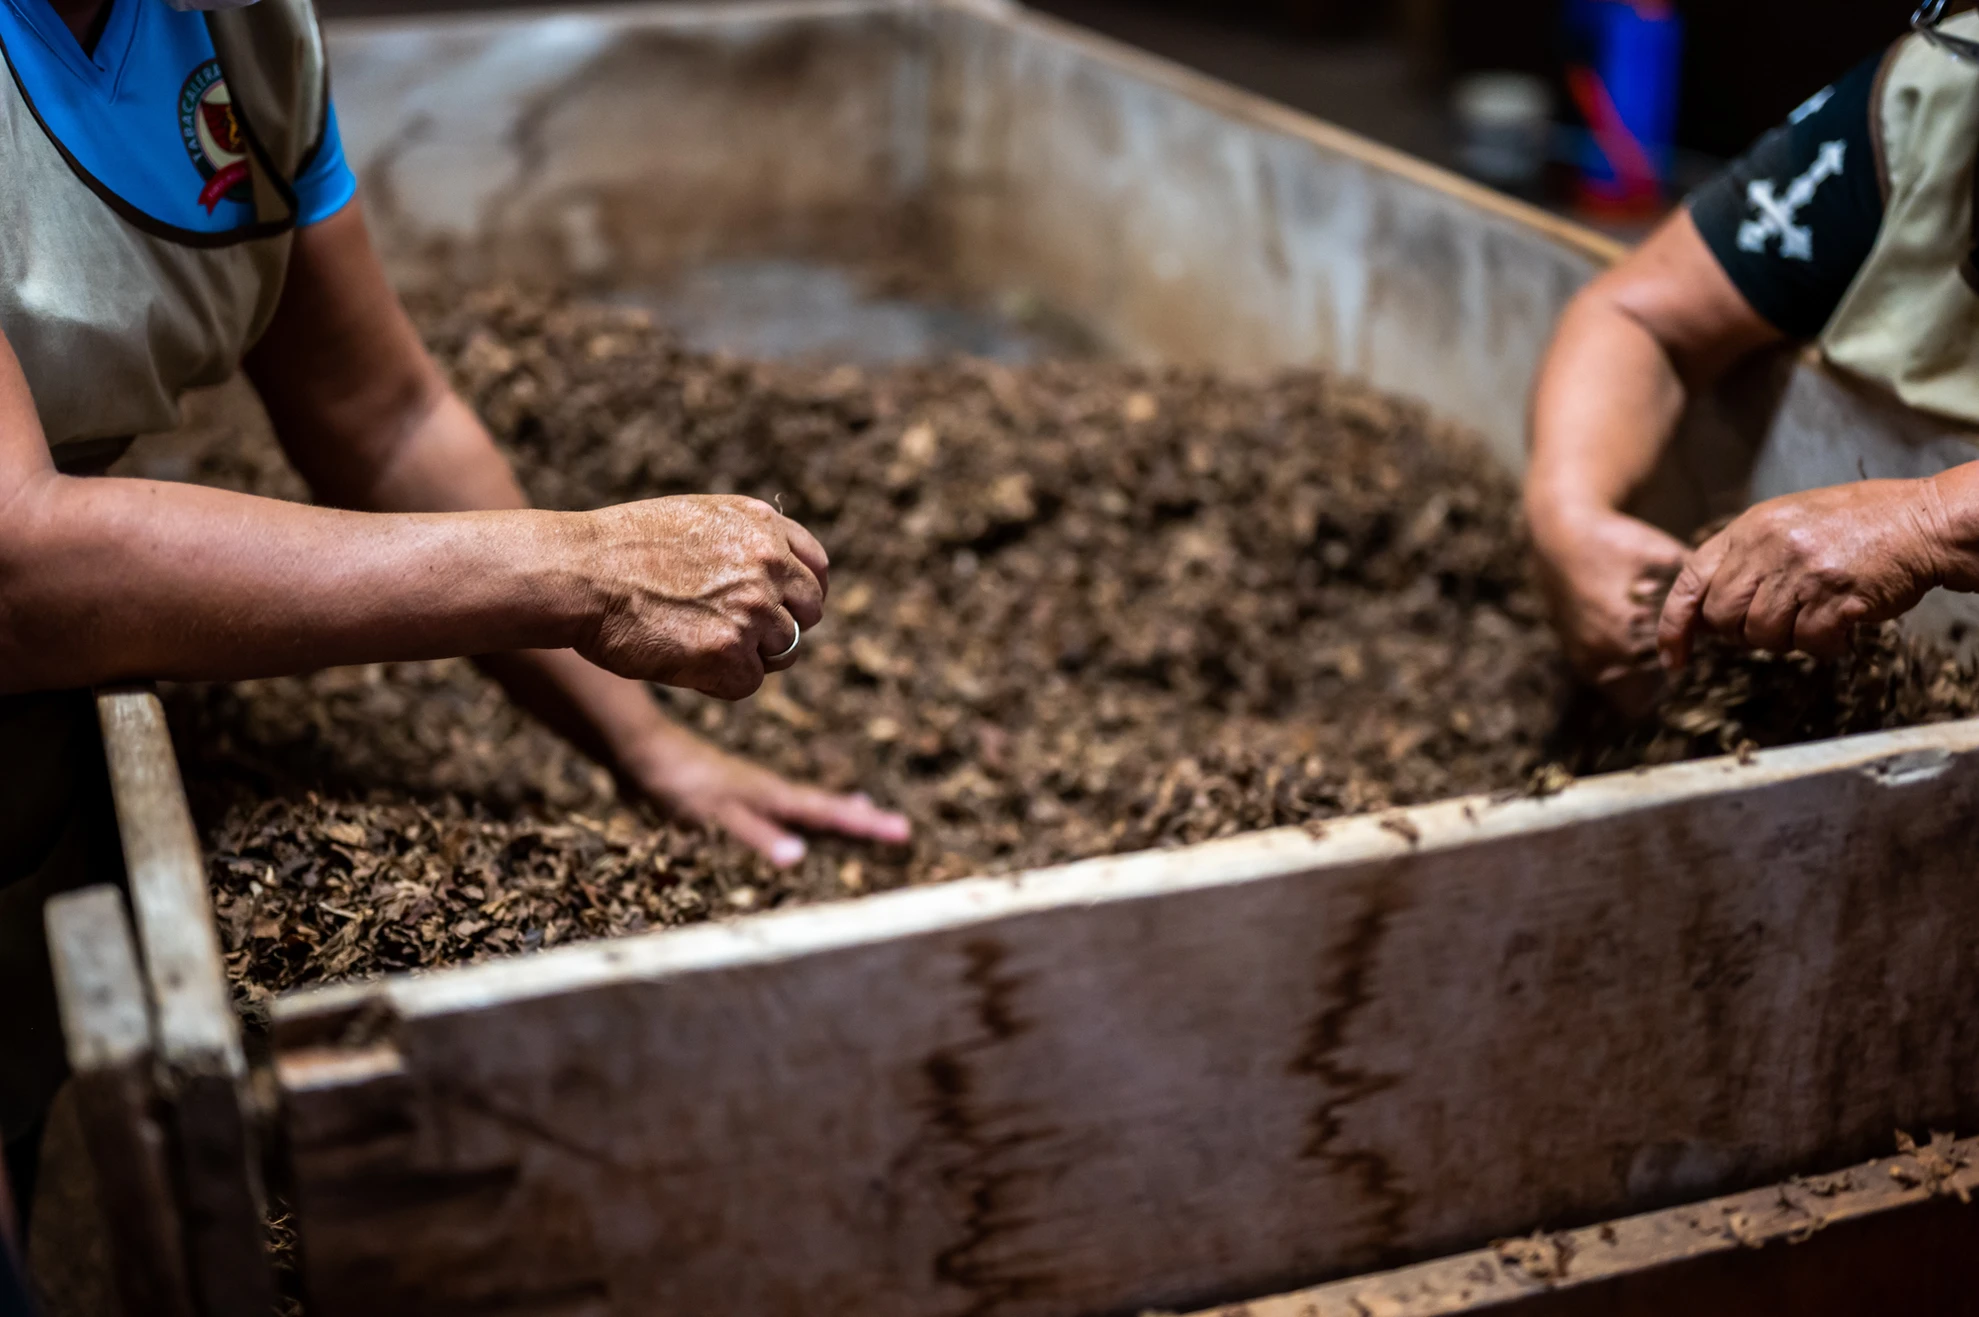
xmin=1530 ymin=501 xmax=1689 ymax=713
xmin=573 ymin=495 xmax=829 ymax=699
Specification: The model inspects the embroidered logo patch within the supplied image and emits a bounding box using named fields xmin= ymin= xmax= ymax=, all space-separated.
xmin=178 ymin=59 xmax=251 ymax=214
xmin=1737 ymin=139 xmax=1846 ymax=262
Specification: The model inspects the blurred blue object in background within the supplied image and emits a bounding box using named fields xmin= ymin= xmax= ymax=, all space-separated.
xmin=1565 ymin=0 xmax=1684 ymax=217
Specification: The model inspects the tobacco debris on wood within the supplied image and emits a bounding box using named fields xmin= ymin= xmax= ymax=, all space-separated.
xmin=136 ymin=284 xmax=1979 ymax=1013
xmin=1492 ymin=1231 xmax=1575 ymax=1283
xmin=1891 ymin=1129 xmax=1973 ymax=1202
xmin=1557 ymin=599 xmax=1979 ymax=774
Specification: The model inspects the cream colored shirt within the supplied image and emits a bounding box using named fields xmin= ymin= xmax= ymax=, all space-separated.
xmin=1821 ymin=13 xmax=1979 ymax=424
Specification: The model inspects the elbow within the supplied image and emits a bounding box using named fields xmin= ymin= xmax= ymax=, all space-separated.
xmin=265 ymin=357 xmax=454 ymax=511
xmin=1559 ymin=270 xmax=1653 ymax=351
xmin=341 ymin=375 xmax=454 ymax=508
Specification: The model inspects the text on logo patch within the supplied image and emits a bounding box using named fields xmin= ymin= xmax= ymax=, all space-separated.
xmin=177 ymin=59 xmax=252 ymax=214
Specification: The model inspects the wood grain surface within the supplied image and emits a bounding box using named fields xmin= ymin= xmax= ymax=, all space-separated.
xmin=96 ymin=689 xmax=274 ymax=1317
xmin=275 ymin=720 xmax=1979 ymax=1316
xmin=1192 ymin=1135 xmax=1979 ymax=1316
xmin=44 ymin=885 xmax=195 ymax=1317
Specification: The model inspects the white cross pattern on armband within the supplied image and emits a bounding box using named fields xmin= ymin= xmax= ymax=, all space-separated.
xmin=1736 ymin=139 xmax=1847 ymax=262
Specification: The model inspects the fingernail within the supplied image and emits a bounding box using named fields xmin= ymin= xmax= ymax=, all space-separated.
xmin=771 ymin=838 xmax=807 ymax=867
xmin=852 ymin=792 xmax=874 ymax=806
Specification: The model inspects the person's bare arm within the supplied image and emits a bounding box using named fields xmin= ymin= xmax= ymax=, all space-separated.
xmin=0 ymin=295 xmax=823 ymax=698
xmin=244 ymin=202 xmax=908 ymax=863
xmin=1546 ymin=219 xmax=1979 ymax=669
xmin=0 ymin=330 xmax=575 ymax=689
xmin=1525 ymin=210 xmax=1782 ymax=707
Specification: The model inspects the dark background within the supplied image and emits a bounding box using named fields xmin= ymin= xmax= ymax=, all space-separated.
xmin=317 ymin=0 xmax=1918 ymax=172
xmin=1023 ymin=0 xmax=1916 ymax=159
xmin=1437 ymin=0 xmax=1912 ymax=158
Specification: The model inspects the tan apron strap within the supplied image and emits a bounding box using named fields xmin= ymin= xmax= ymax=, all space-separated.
xmin=204 ymin=0 xmax=329 ymax=230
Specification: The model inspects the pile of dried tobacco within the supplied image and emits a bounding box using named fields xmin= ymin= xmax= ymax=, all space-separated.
xmin=1564 ymin=622 xmax=1979 ymax=772
xmin=145 ymin=285 xmax=1979 ymax=1011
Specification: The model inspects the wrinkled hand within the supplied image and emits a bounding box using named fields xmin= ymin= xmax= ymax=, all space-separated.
xmin=1658 ymin=479 xmax=1957 ymax=669
xmin=1531 ymin=504 xmax=1688 ymax=714
xmin=578 ymin=495 xmax=828 ymax=700
xmin=623 ymin=724 xmax=912 ymax=866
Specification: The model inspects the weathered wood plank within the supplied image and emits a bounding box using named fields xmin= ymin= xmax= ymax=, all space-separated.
xmin=44 ymin=885 xmax=196 ymax=1317
xmin=95 ymin=687 xmax=274 ymax=1317
xmin=327 ymin=0 xmax=1619 ymax=476
xmin=1189 ymin=1135 xmax=1979 ymax=1316
xmin=327 ymin=2 xmax=937 ymax=304
xmin=929 ymin=0 xmax=1617 ymax=474
xmin=95 ymin=688 xmax=237 ymax=1072
xmin=274 ymin=721 xmax=1979 ymax=1317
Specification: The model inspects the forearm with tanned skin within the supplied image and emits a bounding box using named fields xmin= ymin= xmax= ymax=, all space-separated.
xmin=0 ymin=342 xmax=592 ymax=693
xmin=238 ymin=200 xmax=907 ymax=859
xmin=1524 ymin=211 xmax=1783 ymax=700
xmin=1535 ymin=210 xmax=1979 ymax=670
xmin=1525 ymin=278 xmax=1686 ymax=542
xmin=1935 ymin=463 xmax=1979 ymax=590
xmin=0 ymin=194 xmax=829 ymax=704
xmin=1526 ymin=210 xmax=1780 ymax=544
xmin=0 ymin=167 xmax=893 ymax=855
xmin=241 ymin=211 xmax=676 ymax=775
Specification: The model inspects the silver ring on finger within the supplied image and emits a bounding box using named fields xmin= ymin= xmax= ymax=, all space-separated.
xmin=766 ymin=617 xmax=802 ymax=663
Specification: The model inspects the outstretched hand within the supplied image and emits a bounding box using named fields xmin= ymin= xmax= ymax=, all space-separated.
xmin=621 ymin=722 xmax=911 ymax=867
xmin=1658 ymin=478 xmax=1961 ymax=669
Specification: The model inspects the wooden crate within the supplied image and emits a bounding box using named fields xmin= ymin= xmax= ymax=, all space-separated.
xmin=51 ymin=2 xmax=1979 ymax=1313
xmin=59 ymin=693 xmax=1979 ymax=1315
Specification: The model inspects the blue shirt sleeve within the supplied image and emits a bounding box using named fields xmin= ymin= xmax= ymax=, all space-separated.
xmin=293 ymin=99 xmax=357 ymax=227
